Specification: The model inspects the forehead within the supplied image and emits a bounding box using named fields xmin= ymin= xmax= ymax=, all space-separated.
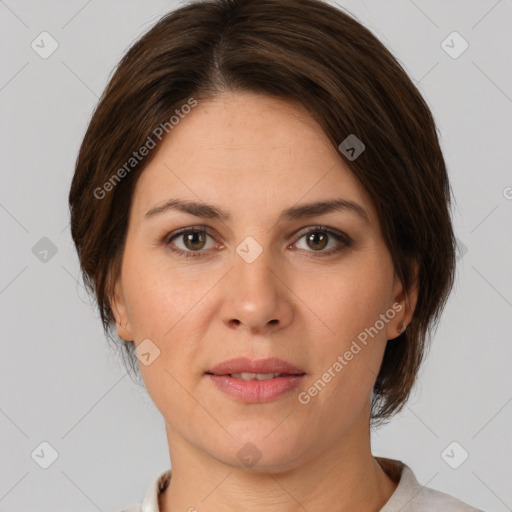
xmin=130 ymin=92 xmax=377 ymax=225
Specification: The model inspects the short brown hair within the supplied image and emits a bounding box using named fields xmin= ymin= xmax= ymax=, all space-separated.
xmin=68 ymin=0 xmax=456 ymax=425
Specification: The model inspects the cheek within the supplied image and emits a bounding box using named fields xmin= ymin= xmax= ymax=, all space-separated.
xmin=304 ymin=258 xmax=394 ymax=345
xmin=121 ymin=248 xmax=201 ymax=339
xmin=298 ymin=256 xmax=394 ymax=409
xmin=120 ymin=247 xmax=215 ymax=388
xmin=120 ymin=252 xmax=204 ymax=415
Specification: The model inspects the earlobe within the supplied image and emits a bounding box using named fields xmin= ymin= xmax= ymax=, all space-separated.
xmin=110 ymin=280 xmax=134 ymax=342
xmin=387 ymin=262 xmax=419 ymax=340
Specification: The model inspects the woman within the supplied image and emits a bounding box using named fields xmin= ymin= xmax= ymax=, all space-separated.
xmin=68 ymin=0 xmax=483 ymax=510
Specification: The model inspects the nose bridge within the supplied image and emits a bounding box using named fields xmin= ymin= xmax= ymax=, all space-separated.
xmin=234 ymin=233 xmax=278 ymax=300
xmin=220 ymin=233 xmax=291 ymax=329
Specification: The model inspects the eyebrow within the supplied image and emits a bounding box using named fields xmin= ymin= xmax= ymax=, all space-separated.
xmin=145 ymin=197 xmax=370 ymax=224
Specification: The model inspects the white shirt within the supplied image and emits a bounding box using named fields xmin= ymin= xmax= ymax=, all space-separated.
xmin=120 ymin=457 xmax=483 ymax=512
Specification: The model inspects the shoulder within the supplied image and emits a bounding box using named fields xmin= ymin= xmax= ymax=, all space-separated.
xmin=405 ymin=484 xmax=483 ymax=511
xmin=377 ymin=457 xmax=484 ymax=512
xmin=117 ymin=468 xmax=172 ymax=512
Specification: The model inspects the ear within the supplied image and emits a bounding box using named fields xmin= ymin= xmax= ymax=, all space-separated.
xmin=109 ymin=276 xmax=134 ymax=342
xmin=386 ymin=261 xmax=419 ymax=341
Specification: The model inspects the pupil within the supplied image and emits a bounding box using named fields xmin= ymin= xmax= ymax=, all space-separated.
xmin=185 ymin=232 xmax=205 ymax=250
xmin=308 ymin=232 xmax=327 ymax=250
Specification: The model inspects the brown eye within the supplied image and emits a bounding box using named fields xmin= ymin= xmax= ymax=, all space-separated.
xmin=293 ymin=226 xmax=352 ymax=257
xmin=165 ymin=228 xmax=217 ymax=257
xmin=182 ymin=231 xmax=207 ymax=251
xmin=305 ymin=231 xmax=329 ymax=251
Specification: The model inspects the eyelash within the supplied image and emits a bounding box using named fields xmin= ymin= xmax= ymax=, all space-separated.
xmin=163 ymin=225 xmax=353 ymax=259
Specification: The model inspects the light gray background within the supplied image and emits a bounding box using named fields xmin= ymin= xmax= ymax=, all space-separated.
xmin=1 ymin=1 xmax=511 ymax=511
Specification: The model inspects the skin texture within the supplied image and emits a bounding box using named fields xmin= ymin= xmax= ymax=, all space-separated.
xmin=111 ymin=91 xmax=418 ymax=511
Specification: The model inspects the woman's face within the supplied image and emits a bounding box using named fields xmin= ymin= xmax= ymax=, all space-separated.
xmin=112 ymin=91 xmax=412 ymax=471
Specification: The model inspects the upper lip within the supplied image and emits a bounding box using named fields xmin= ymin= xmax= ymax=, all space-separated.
xmin=206 ymin=357 xmax=305 ymax=376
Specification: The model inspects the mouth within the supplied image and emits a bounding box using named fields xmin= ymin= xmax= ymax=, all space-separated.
xmin=205 ymin=357 xmax=306 ymax=403
xmin=205 ymin=371 xmax=305 ymax=381
xmin=206 ymin=356 xmax=306 ymax=377
xmin=205 ymin=372 xmax=306 ymax=403
xmin=205 ymin=357 xmax=306 ymax=404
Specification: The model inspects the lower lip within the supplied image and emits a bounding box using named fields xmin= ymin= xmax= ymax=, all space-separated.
xmin=206 ymin=374 xmax=305 ymax=403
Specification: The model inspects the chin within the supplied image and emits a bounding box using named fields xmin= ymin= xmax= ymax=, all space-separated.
xmin=214 ymin=426 xmax=308 ymax=473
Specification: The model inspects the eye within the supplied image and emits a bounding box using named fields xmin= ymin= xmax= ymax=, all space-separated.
xmin=163 ymin=225 xmax=352 ymax=259
xmin=292 ymin=226 xmax=352 ymax=256
xmin=165 ymin=227 xmax=219 ymax=258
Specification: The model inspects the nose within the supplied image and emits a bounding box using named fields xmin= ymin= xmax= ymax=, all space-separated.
xmin=218 ymin=238 xmax=294 ymax=334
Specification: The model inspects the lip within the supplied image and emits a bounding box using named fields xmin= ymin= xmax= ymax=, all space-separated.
xmin=206 ymin=357 xmax=305 ymax=376
xmin=206 ymin=374 xmax=306 ymax=403
xmin=205 ymin=357 xmax=306 ymax=403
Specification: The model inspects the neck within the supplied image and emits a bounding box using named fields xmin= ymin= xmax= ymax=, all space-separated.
xmin=159 ymin=416 xmax=398 ymax=512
